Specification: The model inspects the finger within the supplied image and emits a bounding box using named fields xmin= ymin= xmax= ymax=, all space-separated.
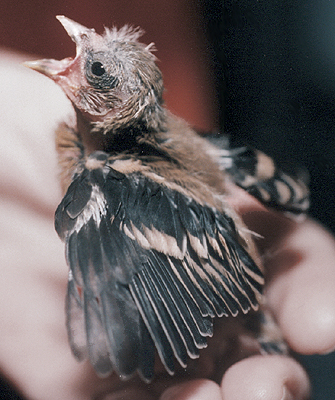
xmin=160 ymin=379 xmax=222 ymax=400
xmin=226 ymin=185 xmax=335 ymax=354
xmin=264 ymin=219 xmax=335 ymax=354
xmin=100 ymin=387 xmax=156 ymax=400
xmin=224 ymin=183 xmax=297 ymax=253
xmin=221 ymin=355 xmax=310 ymax=400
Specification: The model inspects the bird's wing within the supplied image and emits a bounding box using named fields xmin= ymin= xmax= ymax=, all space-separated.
xmin=55 ymin=155 xmax=263 ymax=380
xmin=208 ymin=138 xmax=310 ymax=215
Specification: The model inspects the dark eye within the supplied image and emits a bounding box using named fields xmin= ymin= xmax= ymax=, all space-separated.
xmin=86 ymin=55 xmax=118 ymax=90
xmin=91 ymin=61 xmax=106 ymax=76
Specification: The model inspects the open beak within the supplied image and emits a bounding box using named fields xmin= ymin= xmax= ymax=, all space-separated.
xmin=23 ymin=16 xmax=94 ymax=79
xmin=23 ymin=57 xmax=74 ymax=78
xmin=55 ymin=15 xmax=94 ymax=45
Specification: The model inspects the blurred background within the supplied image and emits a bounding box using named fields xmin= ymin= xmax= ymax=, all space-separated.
xmin=0 ymin=0 xmax=334 ymax=398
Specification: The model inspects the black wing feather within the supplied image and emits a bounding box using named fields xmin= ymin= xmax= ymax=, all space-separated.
xmin=99 ymin=212 xmax=143 ymax=282
xmin=129 ymin=274 xmax=176 ymax=375
xmin=66 ymin=231 xmax=84 ymax=287
xmin=139 ymin=266 xmax=189 ymax=368
xmin=145 ymin=256 xmax=202 ymax=357
xmin=56 ymin=152 xmax=264 ymax=380
xmin=149 ymin=252 xmax=210 ymax=348
xmin=155 ymin=251 xmax=216 ymax=321
xmin=59 ymin=169 xmax=92 ymax=220
xmin=137 ymin=318 xmax=156 ymax=382
xmin=208 ymin=143 xmax=310 ymax=215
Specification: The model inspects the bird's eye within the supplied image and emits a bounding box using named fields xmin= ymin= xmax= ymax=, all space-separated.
xmin=91 ymin=61 xmax=106 ymax=77
xmin=86 ymin=55 xmax=118 ymax=90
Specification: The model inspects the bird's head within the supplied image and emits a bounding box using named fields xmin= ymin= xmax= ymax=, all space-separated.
xmin=25 ymin=16 xmax=166 ymax=133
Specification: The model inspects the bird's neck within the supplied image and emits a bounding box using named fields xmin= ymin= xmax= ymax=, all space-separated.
xmin=75 ymin=109 xmax=107 ymax=154
xmin=75 ymin=108 xmax=161 ymax=156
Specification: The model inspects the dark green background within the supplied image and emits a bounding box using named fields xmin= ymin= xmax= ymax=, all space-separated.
xmin=207 ymin=1 xmax=335 ymax=398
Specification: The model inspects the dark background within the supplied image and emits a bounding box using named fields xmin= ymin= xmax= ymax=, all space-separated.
xmin=211 ymin=1 xmax=335 ymax=399
xmin=219 ymin=0 xmax=335 ymax=236
xmin=0 ymin=1 xmax=334 ymax=399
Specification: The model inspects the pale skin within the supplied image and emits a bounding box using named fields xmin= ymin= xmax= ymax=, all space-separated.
xmin=0 ymin=50 xmax=335 ymax=400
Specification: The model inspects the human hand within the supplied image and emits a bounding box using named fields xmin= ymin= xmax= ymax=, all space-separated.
xmin=0 ymin=52 xmax=334 ymax=400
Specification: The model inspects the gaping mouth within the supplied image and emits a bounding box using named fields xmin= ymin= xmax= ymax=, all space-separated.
xmin=23 ymin=15 xmax=93 ymax=78
xmin=23 ymin=57 xmax=75 ymax=78
xmin=23 ymin=16 xmax=127 ymax=121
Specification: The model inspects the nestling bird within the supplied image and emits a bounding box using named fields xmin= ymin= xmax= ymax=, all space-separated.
xmin=25 ymin=16 xmax=309 ymax=382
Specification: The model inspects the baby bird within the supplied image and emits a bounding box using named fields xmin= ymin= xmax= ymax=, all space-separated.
xmin=25 ymin=16 xmax=309 ymax=382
